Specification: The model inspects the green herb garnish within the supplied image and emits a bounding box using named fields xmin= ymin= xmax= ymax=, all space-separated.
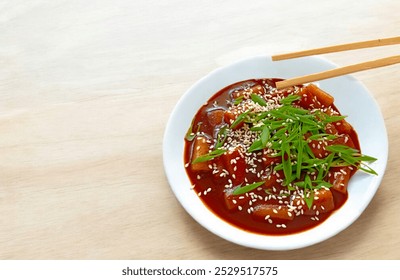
xmin=280 ymin=94 xmax=301 ymax=105
xmin=229 ymin=92 xmax=378 ymax=206
xmin=326 ymin=145 xmax=378 ymax=175
xmin=251 ymin=93 xmax=267 ymax=106
xmin=191 ymin=125 xmax=229 ymax=164
xmin=233 ymin=181 xmax=265 ymax=195
xmin=185 ymin=121 xmax=202 ymax=141
xmin=191 ymin=148 xmax=227 ymax=164
xmin=295 ymin=175 xmax=333 ymax=208
xmin=215 ymin=125 xmax=228 ymax=149
xmin=230 ymin=110 xmax=250 ymax=129
xmin=233 ymin=95 xmax=244 ymax=105
xmin=189 ymin=89 xmax=378 ymax=210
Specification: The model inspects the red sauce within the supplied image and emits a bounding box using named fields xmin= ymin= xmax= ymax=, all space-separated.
xmin=184 ymin=79 xmax=360 ymax=235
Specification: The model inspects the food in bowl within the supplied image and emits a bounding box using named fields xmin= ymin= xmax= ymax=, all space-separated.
xmin=184 ymin=78 xmax=377 ymax=235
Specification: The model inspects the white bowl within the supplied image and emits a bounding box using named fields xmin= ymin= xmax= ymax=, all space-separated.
xmin=163 ymin=55 xmax=388 ymax=250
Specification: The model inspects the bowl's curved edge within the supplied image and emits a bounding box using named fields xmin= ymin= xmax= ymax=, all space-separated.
xmin=162 ymin=55 xmax=389 ymax=250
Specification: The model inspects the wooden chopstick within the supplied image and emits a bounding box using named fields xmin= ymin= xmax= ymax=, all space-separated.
xmin=272 ymin=36 xmax=400 ymax=61
xmin=272 ymin=36 xmax=400 ymax=89
xmin=275 ymin=55 xmax=400 ymax=89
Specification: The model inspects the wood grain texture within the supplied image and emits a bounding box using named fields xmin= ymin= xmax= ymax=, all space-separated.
xmin=0 ymin=0 xmax=399 ymax=259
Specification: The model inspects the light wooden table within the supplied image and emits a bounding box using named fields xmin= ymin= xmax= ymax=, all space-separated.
xmin=0 ymin=0 xmax=399 ymax=259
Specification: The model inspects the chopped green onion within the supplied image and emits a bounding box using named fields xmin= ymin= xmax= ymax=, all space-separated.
xmin=280 ymin=94 xmax=301 ymax=105
xmin=308 ymin=133 xmax=337 ymax=141
xmin=233 ymin=181 xmax=265 ymax=195
xmin=248 ymin=139 xmax=264 ymax=153
xmin=214 ymin=125 xmax=228 ymax=149
xmin=191 ymin=148 xmax=226 ymax=164
xmin=260 ymin=126 xmax=270 ymax=146
xmin=201 ymin=91 xmax=378 ymax=199
xmin=185 ymin=120 xmax=199 ymax=141
xmin=326 ymin=145 xmax=378 ymax=175
xmin=230 ymin=110 xmax=250 ymax=129
xmin=233 ymin=95 xmax=244 ymax=105
xmin=251 ymin=93 xmax=267 ymax=106
xmin=244 ymin=93 xmax=378 ymax=190
xmin=303 ymin=190 xmax=314 ymax=210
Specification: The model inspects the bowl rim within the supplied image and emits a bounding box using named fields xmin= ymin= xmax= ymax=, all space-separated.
xmin=163 ymin=54 xmax=388 ymax=250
